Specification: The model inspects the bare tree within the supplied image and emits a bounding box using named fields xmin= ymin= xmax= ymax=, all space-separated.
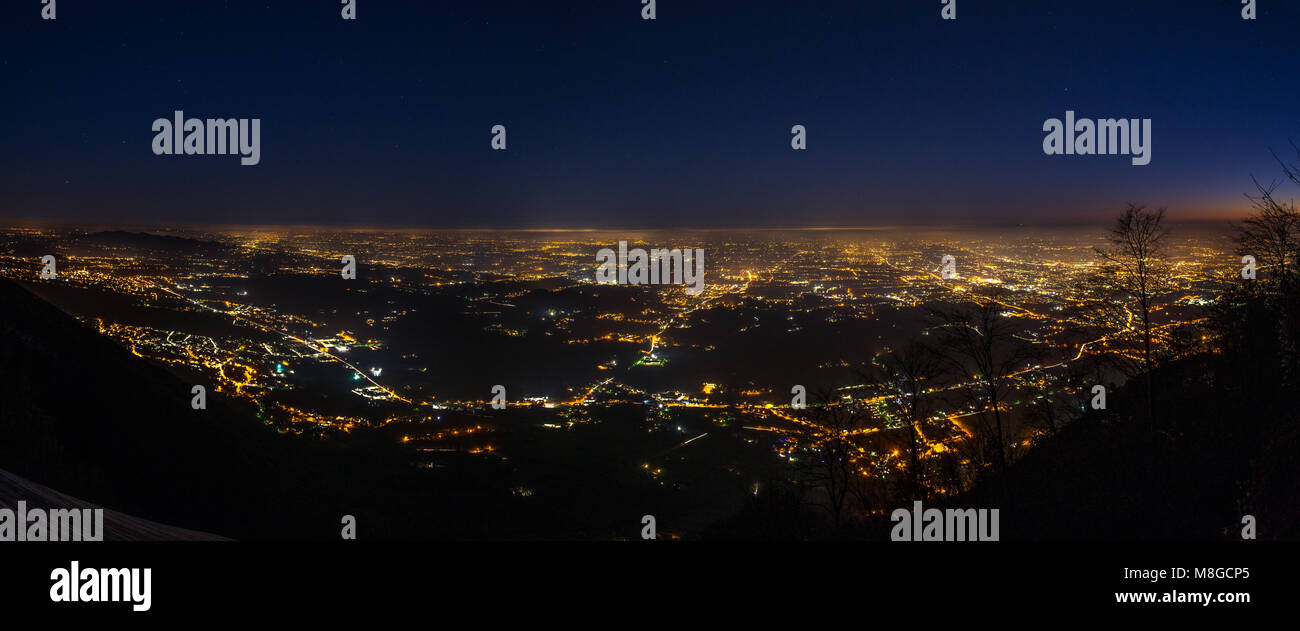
xmin=1026 ymin=345 xmax=1109 ymax=439
xmin=792 ymin=388 xmax=876 ymax=531
xmin=1094 ymin=204 xmax=1172 ymax=433
xmin=1228 ymin=144 xmax=1300 ymax=379
xmin=1237 ymin=174 xmax=1300 ymax=292
xmin=933 ymin=295 xmax=1036 ymax=495
xmin=868 ymin=341 xmax=941 ymax=501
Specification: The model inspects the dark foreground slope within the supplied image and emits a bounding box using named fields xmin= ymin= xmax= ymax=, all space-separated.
xmin=0 ymin=468 xmax=226 ymax=541
xmin=958 ymin=353 xmax=1291 ymax=540
xmin=706 ymin=351 xmax=1299 ymax=541
xmin=0 ymin=277 xmax=515 ymax=539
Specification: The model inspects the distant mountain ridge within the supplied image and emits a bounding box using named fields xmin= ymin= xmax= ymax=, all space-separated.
xmin=72 ymin=230 xmax=227 ymax=252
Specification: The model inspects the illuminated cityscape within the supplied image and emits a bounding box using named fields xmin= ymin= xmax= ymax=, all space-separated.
xmin=0 ymin=223 xmax=1243 ymax=537
xmin=3 ymin=0 xmax=1298 ymax=618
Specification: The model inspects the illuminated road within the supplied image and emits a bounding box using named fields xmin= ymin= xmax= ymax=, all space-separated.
xmin=155 ymin=281 xmax=411 ymax=403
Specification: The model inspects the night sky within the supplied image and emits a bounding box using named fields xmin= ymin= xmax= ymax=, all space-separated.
xmin=2 ymin=0 xmax=1297 ymax=228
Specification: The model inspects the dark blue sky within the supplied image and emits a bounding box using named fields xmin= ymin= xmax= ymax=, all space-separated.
xmin=2 ymin=0 xmax=1297 ymax=227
